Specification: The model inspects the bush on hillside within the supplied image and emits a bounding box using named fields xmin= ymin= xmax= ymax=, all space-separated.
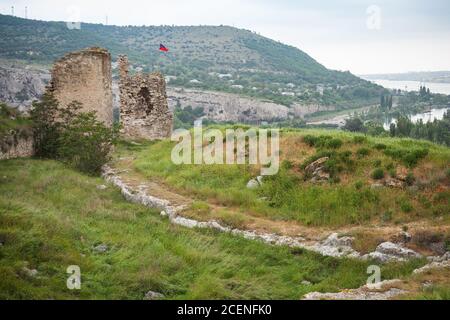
xmin=371 ymin=168 xmax=385 ymax=180
xmin=30 ymin=94 xmax=119 ymax=175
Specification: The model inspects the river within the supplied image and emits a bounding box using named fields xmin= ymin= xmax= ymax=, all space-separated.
xmin=383 ymin=107 xmax=449 ymax=130
xmin=366 ymin=79 xmax=450 ymax=95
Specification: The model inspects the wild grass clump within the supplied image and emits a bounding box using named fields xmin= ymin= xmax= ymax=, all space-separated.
xmin=303 ymin=135 xmax=342 ymax=149
xmin=371 ymin=168 xmax=385 ymax=180
xmin=356 ymin=147 xmax=370 ymax=158
xmin=384 ymin=147 xmax=429 ymax=168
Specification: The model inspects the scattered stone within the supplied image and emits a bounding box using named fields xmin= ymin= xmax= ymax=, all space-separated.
xmin=301 ymin=280 xmax=312 ymax=286
xmin=371 ymin=183 xmax=384 ymax=189
xmin=22 ymin=267 xmax=38 ymax=278
xmin=392 ymin=231 xmax=412 ymax=243
xmin=305 ymin=157 xmax=329 ymax=174
xmin=96 ymin=185 xmax=108 ymax=190
xmin=422 ymin=281 xmax=433 ymax=290
xmin=307 ymin=233 xmax=360 ymax=258
xmin=384 ymin=178 xmax=404 ymax=188
xmin=363 ymin=242 xmax=421 ymax=263
xmin=305 ymin=157 xmax=330 ymax=182
xmin=246 ymin=176 xmax=264 ymax=189
xmin=143 ymin=291 xmax=165 ymax=300
xmin=160 ymin=211 xmax=168 ymax=217
xmin=414 ymin=259 xmax=450 ymax=274
xmin=303 ymin=280 xmax=405 ymax=300
xmin=93 ymin=244 xmax=109 ymax=253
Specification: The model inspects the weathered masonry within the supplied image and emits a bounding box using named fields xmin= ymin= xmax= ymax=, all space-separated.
xmin=47 ymin=47 xmax=114 ymax=126
xmin=118 ymin=55 xmax=173 ymax=140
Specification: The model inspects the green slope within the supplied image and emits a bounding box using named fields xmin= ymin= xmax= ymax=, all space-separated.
xmin=0 ymin=14 xmax=384 ymax=107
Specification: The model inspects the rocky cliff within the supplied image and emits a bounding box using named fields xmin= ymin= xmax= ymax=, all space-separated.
xmin=0 ymin=63 xmax=49 ymax=111
xmin=0 ymin=63 xmax=335 ymax=123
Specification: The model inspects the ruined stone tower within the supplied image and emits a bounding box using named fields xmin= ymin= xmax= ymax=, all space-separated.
xmin=47 ymin=47 xmax=113 ymax=126
xmin=118 ymin=55 xmax=173 ymax=140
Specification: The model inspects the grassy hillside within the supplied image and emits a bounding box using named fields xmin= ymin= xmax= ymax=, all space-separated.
xmin=113 ymin=128 xmax=450 ymax=230
xmin=0 ymin=159 xmax=425 ymax=300
xmin=0 ymin=14 xmax=384 ymax=107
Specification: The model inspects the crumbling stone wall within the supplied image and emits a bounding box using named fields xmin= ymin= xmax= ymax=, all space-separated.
xmin=47 ymin=47 xmax=113 ymax=126
xmin=0 ymin=136 xmax=34 ymax=160
xmin=118 ymin=55 xmax=173 ymax=140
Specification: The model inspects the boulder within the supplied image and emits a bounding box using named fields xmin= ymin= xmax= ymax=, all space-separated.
xmin=144 ymin=291 xmax=165 ymax=300
xmin=384 ymin=178 xmax=404 ymax=188
xmin=363 ymin=242 xmax=421 ymax=262
xmin=93 ymin=244 xmax=109 ymax=253
xmin=247 ymin=177 xmax=263 ymax=189
xmin=305 ymin=157 xmax=329 ymax=174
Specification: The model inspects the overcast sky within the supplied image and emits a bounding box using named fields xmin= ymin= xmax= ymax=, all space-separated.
xmin=1 ymin=0 xmax=450 ymax=74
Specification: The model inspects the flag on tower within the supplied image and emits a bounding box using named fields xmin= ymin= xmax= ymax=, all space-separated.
xmin=159 ymin=44 xmax=169 ymax=52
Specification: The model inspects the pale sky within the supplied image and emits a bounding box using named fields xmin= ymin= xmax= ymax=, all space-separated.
xmin=1 ymin=0 xmax=450 ymax=74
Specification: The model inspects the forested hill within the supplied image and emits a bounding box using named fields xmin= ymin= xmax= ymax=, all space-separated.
xmin=0 ymin=14 xmax=384 ymax=107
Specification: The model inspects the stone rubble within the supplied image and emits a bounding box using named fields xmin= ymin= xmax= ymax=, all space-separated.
xmin=143 ymin=291 xmax=165 ymax=300
xmin=362 ymin=242 xmax=422 ymax=263
xmin=414 ymin=252 xmax=450 ymax=274
xmin=305 ymin=157 xmax=330 ymax=182
xmin=93 ymin=244 xmax=109 ymax=253
xmin=303 ymin=280 xmax=405 ymax=300
xmin=246 ymin=176 xmax=263 ymax=189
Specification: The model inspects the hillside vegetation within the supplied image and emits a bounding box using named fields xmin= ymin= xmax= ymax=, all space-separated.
xmin=112 ymin=128 xmax=450 ymax=254
xmin=0 ymin=14 xmax=384 ymax=107
xmin=0 ymin=159 xmax=425 ymax=299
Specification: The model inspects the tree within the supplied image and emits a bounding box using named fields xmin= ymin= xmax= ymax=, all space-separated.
xmin=30 ymin=93 xmax=61 ymax=158
xmin=344 ymin=117 xmax=365 ymax=132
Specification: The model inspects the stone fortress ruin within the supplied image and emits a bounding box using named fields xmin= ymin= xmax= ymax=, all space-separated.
xmin=2 ymin=47 xmax=173 ymax=160
xmin=117 ymin=55 xmax=173 ymax=140
xmin=47 ymin=47 xmax=114 ymax=126
xmin=46 ymin=47 xmax=173 ymax=139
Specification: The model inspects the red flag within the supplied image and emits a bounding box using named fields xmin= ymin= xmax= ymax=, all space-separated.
xmin=159 ymin=44 xmax=169 ymax=52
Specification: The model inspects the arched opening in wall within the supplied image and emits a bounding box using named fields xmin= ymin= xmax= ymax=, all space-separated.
xmin=138 ymin=87 xmax=154 ymax=115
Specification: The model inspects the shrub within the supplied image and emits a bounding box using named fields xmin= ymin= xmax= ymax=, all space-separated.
xmin=373 ymin=159 xmax=382 ymax=168
xmin=354 ymin=181 xmax=364 ymax=190
xmin=382 ymin=211 xmax=393 ymax=222
xmin=374 ymin=143 xmax=387 ymax=150
xmin=372 ymin=168 xmax=385 ymax=180
xmin=353 ymin=136 xmax=367 ymax=144
xmin=400 ymin=201 xmax=413 ymax=213
xmin=59 ymin=111 xmax=120 ymax=175
xmin=303 ymin=135 xmax=318 ymax=147
xmin=31 ymin=94 xmax=119 ymax=175
xmin=344 ymin=118 xmax=365 ymax=132
xmin=357 ymin=148 xmax=370 ymax=157
xmin=384 ymin=147 xmax=429 ymax=168
xmin=405 ymin=172 xmax=416 ymax=186
xmin=30 ymin=93 xmax=61 ymax=158
xmin=326 ymin=138 xmax=343 ymax=149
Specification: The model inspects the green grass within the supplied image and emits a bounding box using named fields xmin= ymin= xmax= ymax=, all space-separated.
xmin=115 ymin=128 xmax=450 ymax=227
xmin=0 ymin=158 xmax=423 ymax=300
